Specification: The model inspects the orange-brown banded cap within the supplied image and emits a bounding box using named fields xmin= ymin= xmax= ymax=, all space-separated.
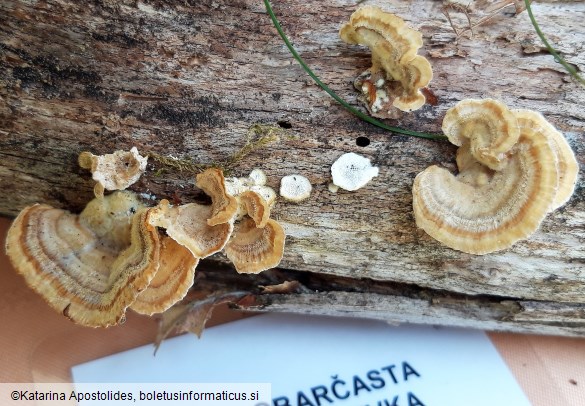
xmin=131 ymin=237 xmax=199 ymax=315
xmin=414 ymin=105 xmax=559 ymax=254
xmin=224 ymin=217 xmax=285 ymax=274
xmin=5 ymin=193 xmax=160 ymax=327
xmin=148 ymin=200 xmax=233 ymax=259
xmin=340 ymin=6 xmax=432 ymax=112
xmin=442 ymin=99 xmax=520 ymax=171
xmin=512 ymin=109 xmax=578 ymax=210
xmin=238 ymin=191 xmax=271 ymax=228
xmin=195 ymin=168 xmax=238 ymax=226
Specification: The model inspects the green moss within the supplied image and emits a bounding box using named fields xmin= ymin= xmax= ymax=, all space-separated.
xmin=148 ymin=124 xmax=282 ymax=176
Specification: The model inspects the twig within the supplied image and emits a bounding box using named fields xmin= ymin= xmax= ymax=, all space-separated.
xmin=443 ymin=1 xmax=521 ymax=39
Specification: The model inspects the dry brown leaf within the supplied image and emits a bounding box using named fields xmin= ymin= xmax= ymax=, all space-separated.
xmin=154 ymin=291 xmax=250 ymax=353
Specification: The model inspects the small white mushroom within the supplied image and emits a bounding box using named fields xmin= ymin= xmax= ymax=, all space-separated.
xmin=328 ymin=183 xmax=339 ymax=193
xmin=248 ymin=168 xmax=267 ymax=186
xmin=331 ymin=152 xmax=379 ymax=191
xmin=280 ymin=175 xmax=312 ymax=203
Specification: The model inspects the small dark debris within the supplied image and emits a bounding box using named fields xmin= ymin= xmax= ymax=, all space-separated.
xmin=569 ymin=379 xmax=577 ymax=386
xmin=421 ymin=87 xmax=439 ymax=106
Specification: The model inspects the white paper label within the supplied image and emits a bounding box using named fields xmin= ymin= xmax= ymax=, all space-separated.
xmin=72 ymin=313 xmax=530 ymax=406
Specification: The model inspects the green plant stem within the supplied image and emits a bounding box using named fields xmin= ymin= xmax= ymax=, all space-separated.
xmin=524 ymin=0 xmax=585 ymax=86
xmin=263 ymin=0 xmax=446 ymax=141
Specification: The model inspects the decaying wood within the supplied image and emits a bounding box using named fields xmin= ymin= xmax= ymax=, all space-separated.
xmin=1 ymin=0 xmax=584 ymax=335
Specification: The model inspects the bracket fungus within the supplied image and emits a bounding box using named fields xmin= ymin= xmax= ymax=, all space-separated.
xmin=78 ymin=147 xmax=148 ymax=197
xmin=239 ymin=190 xmax=271 ymax=228
xmin=221 ymin=170 xmax=285 ymax=273
xmin=147 ymin=199 xmax=234 ymax=258
xmin=196 ymin=168 xmax=238 ymax=227
xmin=131 ymin=237 xmax=199 ymax=316
xmin=5 ymin=191 xmax=160 ymax=327
xmin=441 ymin=99 xmax=520 ymax=171
xmin=340 ymin=6 xmax=433 ymax=115
xmin=413 ymin=99 xmax=578 ymax=255
xmin=513 ymin=109 xmax=578 ymax=210
xmin=224 ymin=217 xmax=286 ymax=274
xmin=5 ymin=161 xmax=288 ymax=325
xmin=280 ymin=174 xmax=312 ymax=203
xmin=331 ymin=152 xmax=379 ymax=191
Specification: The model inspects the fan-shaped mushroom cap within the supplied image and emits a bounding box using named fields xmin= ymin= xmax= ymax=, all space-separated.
xmin=148 ymin=199 xmax=233 ymax=259
xmin=413 ymin=101 xmax=560 ymax=255
xmin=250 ymin=185 xmax=277 ymax=207
xmin=513 ymin=109 xmax=578 ymax=210
xmin=442 ymin=99 xmax=520 ymax=171
xmin=238 ymin=191 xmax=271 ymax=228
xmin=340 ymin=6 xmax=433 ymax=112
xmin=195 ymin=168 xmax=238 ymax=226
xmin=5 ymin=192 xmax=160 ymax=327
xmin=78 ymin=147 xmax=147 ymax=197
xmin=280 ymin=175 xmax=312 ymax=203
xmin=224 ymin=217 xmax=286 ymax=274
xmin=331 ymin=152 xmax=379 ymax=191
xmin=131 ymin=237 xmax=199 ymax=315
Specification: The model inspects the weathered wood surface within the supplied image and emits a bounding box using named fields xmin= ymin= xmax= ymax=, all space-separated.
xmin=1 ymin=0 xmax=584 ymax=335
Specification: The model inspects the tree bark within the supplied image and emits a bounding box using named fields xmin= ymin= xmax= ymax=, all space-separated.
xmin=1 ymin=0 xmax=584 ymax=335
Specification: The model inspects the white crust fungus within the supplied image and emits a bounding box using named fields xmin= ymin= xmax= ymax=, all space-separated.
xmin=331 ymin=152 xmax=379 ymax=191
xmin=280 ymin=175 xmax=312 ymax=202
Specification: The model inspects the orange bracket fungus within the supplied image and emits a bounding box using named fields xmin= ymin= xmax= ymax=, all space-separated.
xmin=238 ymin=190 xmax=271 ymax=228
xmin=195 ymin=168 xmax=238 ymax=226
xmin=331 ymin=152 xmax=379 ymax=191
xmin=130 ymin=237 xmax=199 ymax=316
xmin=224 ymin=217 xmax=286 ymax=274
xmin=222 ymin=171 xmax=286 ymax=273
xmin=78 ymin=147 xmax=148 ymax=197
xmin=5 ymin=191 xmax=160 ymax=327
xmin=6 ymin=158 xmax=288 ymax=325
xmin=413 ymin=98 xmax=578 ymax=255
xmin=147 ymin=199 xmax=234 ymax=258
xmin=340 ymin=5 xmax=433 ymax=115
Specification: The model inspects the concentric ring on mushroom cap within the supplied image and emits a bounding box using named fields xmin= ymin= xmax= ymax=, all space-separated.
xmin=195 ymin=168 xmax=238 ymax=226
xmin=441 ymin=98 xmax=520 ymax=171
xmin=339 ymin=5 xmax=432 ymax=112
xmin=5 ymin=192 xmax=160 ymax=327
xmin=513 ymin=109 xmax=578 ymax=210
xmin=148 ymin=199 xmax=233 ymax=259
xmin=413 ymin=108 xmax=559 ymax=255
xmin=238 ymin=190 xmax=271 ymax=228
xmin=224 ymin=217 xmax=285 ymax=274
xmin=131 ymin=237 xmax=199 ymax=315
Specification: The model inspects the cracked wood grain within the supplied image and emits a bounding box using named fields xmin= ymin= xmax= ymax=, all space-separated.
xmin=0 ymin=0 xmax=583 ymax=335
